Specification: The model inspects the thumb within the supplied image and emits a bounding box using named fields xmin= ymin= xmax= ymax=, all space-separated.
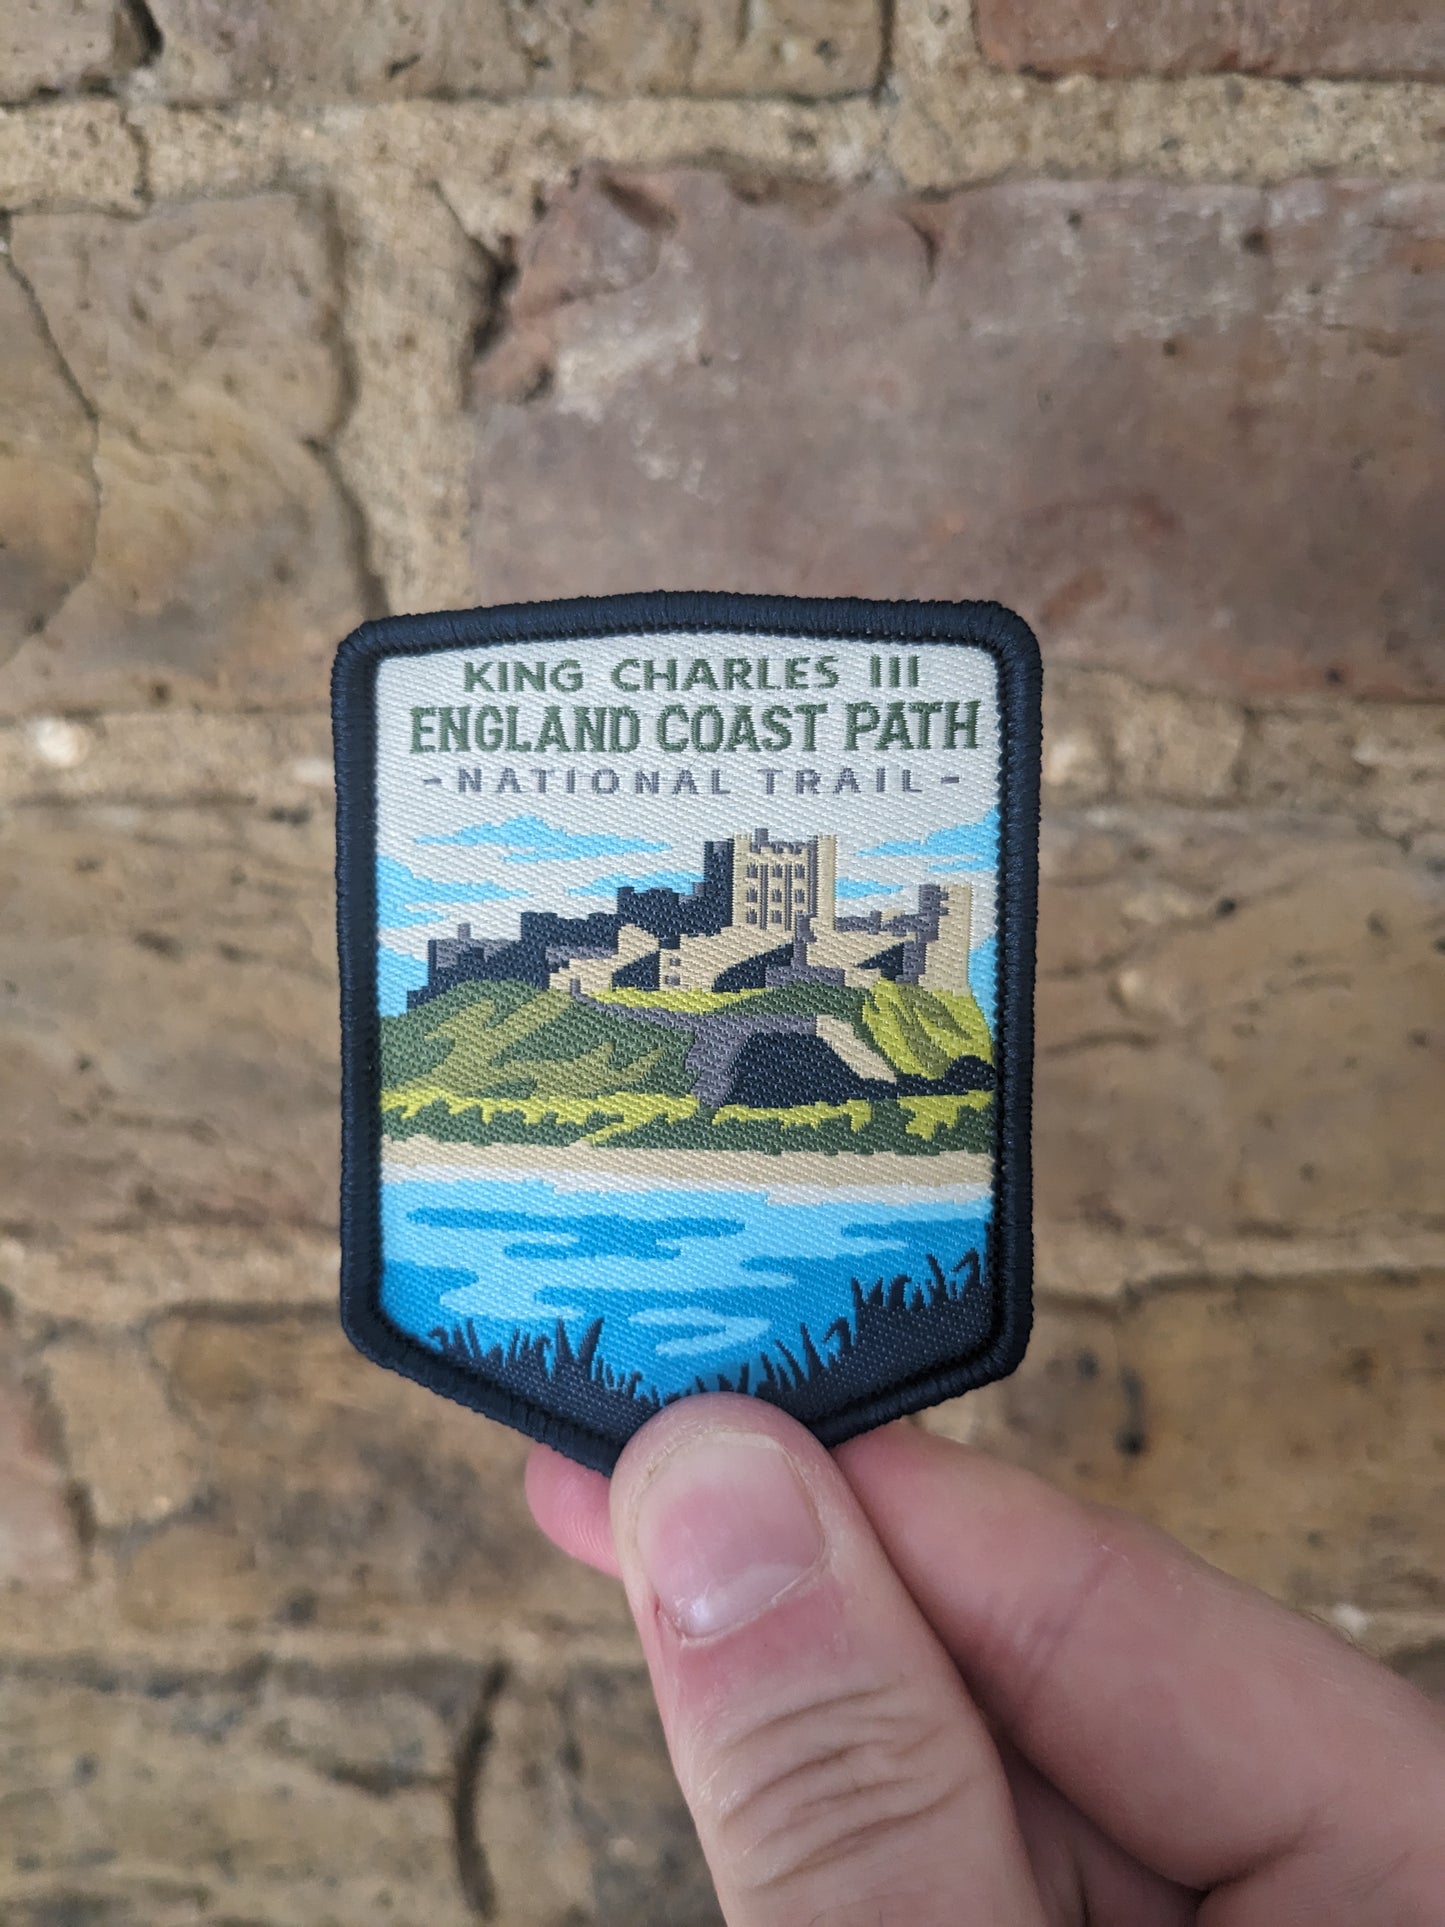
xmin=608 ymin=1395 xmax=1047 ymax=1927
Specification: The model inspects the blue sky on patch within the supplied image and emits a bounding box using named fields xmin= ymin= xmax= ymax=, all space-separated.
xmin=969 ymin=932 xmax=998 ymax=1032
xmin=567 ymin=870 xmax=702 ymax=899
xmin=834 ymin=877 xmax=903 ymax=899
xmin=377 ymin=855 xmax=525 ymax=928
xmin=378 ymin=946 xmax=429 ymax=1015
xmin=863 ymin=807 xmax=1000 ymax=865
xmin=416 ymin=813 xmax=669 ymax=863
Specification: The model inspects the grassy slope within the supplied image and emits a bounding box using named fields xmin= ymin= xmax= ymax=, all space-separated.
xmin=381 ymin=977 xmax=994 ymax=1153
xmin=862 ymin=980 xmax=993 ymax=1074
xmin=382 ymin=981 xmax=693 ymax=1101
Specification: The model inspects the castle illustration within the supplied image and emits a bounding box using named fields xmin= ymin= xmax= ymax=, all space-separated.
xmin=408 ymin=830 xmax=972 ymax=1009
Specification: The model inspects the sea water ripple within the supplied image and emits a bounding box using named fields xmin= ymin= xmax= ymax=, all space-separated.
xmin=380 ymin=1173 xmax=990 ymax=1394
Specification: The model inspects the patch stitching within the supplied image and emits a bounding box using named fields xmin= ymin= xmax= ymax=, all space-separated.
xmin=334 ymin=593 xmax=1040 ymax=1472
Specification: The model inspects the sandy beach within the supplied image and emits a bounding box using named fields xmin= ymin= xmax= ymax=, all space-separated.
xmin=381 ymin=1134 xmax=993 ymax=1198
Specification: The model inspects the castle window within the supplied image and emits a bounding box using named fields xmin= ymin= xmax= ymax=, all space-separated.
xmin=770 ymin=911 xmax=782 ymax=924
xmin=771 ymin=889 xmax=782 ymax=902
xmin=747 ymin=864 xmax=757 ymax=878
xmin=772 ymin=864 xmax=782 ymax=876
xmin=746 ymin=910 xmax=757 ymax=924
xmin=746 ymin=887 xmax=757 ymax=902
xmin=794 ymin=890 xmax=806 ymax=903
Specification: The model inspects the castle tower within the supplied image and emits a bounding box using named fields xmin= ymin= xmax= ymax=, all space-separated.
xmin=920 ymin=879 xmax=973 ymax=992
xmin=732 ymin=829 xmax=835 ymax=938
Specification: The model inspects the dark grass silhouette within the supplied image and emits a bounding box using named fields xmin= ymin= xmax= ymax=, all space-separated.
xmin=428 ymin=1313 xmax=667 ymax=1430
xmin=428 ymin=1240 xmax=993 ymax=1441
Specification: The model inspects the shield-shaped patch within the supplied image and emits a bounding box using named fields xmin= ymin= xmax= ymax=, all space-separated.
xmin=334 ymin=593 xmax=1040 ymax=1471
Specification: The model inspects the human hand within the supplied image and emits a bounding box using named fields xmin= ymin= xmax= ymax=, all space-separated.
xmin=527 ymin=1395 xmax=1445 ymax=1925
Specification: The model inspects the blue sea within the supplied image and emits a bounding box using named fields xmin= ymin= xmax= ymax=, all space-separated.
xmin=380 ymin=1172 xmax=991 ymax=1398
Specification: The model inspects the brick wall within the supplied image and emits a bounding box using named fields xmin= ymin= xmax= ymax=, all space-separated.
xmin=1 ymin=4 xmax=1441 ymax=1920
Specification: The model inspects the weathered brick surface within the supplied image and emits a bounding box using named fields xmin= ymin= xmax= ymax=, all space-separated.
xmin=0 ymin=0 xmax=142 ymax=101
xmin=0 ymin=259 xmax=96 ymax=671
xmin=0 ymin=707 xmax=336 ymax=808
xmin=1239 ymin=703 xmax=1445 ymax=838
xmin=2 ymin=46 xmax=1443 ymax=1919
xmin=0 ymin=196 xmax=368 ymax=716
xmin=924 ymin=1279 xmax=1445 ymax=1609
xmin=43 ymin=1336 xmax=206 ymax=1530
xmin=1042 ymin=671 xmax=1245 ymax=804
xmin=472 ymin=170 xmax=1445 ymax=697
xmin=0 ymin=798 xmax=340 ymax=1234
xmin=0 ymin=1655 xmax=718 ymax=1926
xmin=975 ymin=0 xmax=1445 ymax=81
xmin=0 ymin=1224 xmax=340 ymax=1326
xmin=0 ymin=1348 xmax=81 ymax=1589
xmin=1034 ymin=813 xmax=1443 ymax=1238
xmin=143 ymin=0 xmax=528 ymax=101
xmin=115 ymin=1315 xmax=627 ymax=1638
xmin=0 ymin=101 xmax=144 ymax=209
xmin=0 ymin=1659 xmax=483 ymax=1924
xmin=0 ymin=712 xmax=347 ymax=1263
xmin=887 ymin=57 xmax=1445 ymax=188
xmin=477 ymin=1667 xmax=719 ymax=1925
xmin=144 ymin=0 xmax=882 ymax=103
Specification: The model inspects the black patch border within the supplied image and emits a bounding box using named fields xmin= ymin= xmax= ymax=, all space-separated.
xmin=333 ymin=592 xmax=1041 ymax=1472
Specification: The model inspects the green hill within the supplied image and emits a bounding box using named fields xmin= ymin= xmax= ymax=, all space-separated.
xmin=381 ymin=981 xmax=694 ymax=1100
xmin=380 ymin=976 xmax=994 ymax=1158
xmin=861 ymin=979 xmax=992 ymax=1075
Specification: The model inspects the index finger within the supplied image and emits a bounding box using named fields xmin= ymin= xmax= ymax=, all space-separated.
xmin=835 ymin=1423 xmax=1445 ymax=1917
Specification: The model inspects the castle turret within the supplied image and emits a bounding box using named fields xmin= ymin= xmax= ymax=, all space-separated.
xmin=920 ymin=880 xmax=973 ymax=992
xmin=733 ymin=829 xmax=836 ymax=938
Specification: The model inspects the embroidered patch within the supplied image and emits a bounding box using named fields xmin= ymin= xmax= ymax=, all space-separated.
xmin=333 ymin=594 xmax=1040 ymax=1471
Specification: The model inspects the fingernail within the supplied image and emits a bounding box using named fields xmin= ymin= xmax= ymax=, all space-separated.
xmin=632 ymin=1434 xmax=824 ymax=1640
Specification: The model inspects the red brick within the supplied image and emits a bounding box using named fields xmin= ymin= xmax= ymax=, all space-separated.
xmin=470 ymin=171 xmax=1444 ymax=698
xmin=974 ymin=0 xmax=1445 ymax=80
